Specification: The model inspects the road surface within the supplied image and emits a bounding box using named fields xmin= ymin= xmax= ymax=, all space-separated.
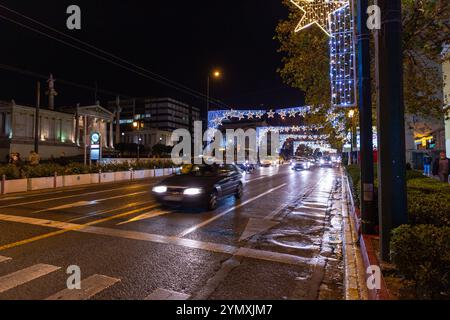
xmin=0 ymin=165 xmax=344 ymax=300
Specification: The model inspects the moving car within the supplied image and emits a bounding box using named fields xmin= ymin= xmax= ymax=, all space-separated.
xmin=319 ymin=156 xmax=333 ymax=168
xmin=291 ymin=157 xmax=311 ymax=171
xmin=239 ymin=162 xmax=257 ymax=173
xmin=152 ymin=163 xmax=244 ymax=211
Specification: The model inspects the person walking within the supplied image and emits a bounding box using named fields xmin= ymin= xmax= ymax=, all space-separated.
xmin=433 ymin=151 xmax=450 ymax=183
xmin=423 ymin=153 xmax=432 ymax=176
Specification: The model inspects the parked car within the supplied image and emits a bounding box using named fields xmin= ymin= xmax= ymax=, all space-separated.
xmin=152 ymin=163 xmax=244 ymax=211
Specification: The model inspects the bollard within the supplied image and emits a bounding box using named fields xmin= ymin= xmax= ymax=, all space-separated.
xmin=1 ymin=174 xmax=5 ymax=195
xmin=54 ymin=172 xmax=58 ymax=189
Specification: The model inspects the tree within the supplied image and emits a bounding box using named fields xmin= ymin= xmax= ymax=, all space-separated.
xmin=275 ymin=0 xmax=449 ymax=144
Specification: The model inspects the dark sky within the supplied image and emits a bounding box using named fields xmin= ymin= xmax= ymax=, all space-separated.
xmin=0 ymin=0 xmax=304 ymax=111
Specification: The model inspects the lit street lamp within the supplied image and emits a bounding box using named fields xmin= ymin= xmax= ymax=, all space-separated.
xmin=206 ymin=70 xmax=222 ymax=123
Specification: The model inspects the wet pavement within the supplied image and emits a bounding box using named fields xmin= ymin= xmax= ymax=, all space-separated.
xmin=0 ymin=165 xmax=344 ymax=300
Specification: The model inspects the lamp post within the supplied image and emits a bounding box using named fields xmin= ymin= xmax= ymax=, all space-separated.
xmin=206 ymin=70 xmax=221 ymax=126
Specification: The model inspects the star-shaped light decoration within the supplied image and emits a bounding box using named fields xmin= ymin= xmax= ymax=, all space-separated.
xmin=290 ymin=0 xmax=348 ymax=37
xmin=289 ymin=109 xmax=298 ymax=118
xmin=255 ymin=111 xmax=264 ymax=119
xmin=279 ymin=110 xmax=287 ymax=119
xmin=246 ymin=112 xmax=255 ymax=119
xmin=213 ymin=117 xmax=224 ymax=127
xmin=238 ymin=112 xmax=246 ymax=121
xmin=267 ymin=110 xmax=276 ymax=118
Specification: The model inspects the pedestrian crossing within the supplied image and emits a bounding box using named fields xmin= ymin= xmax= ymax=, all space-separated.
xmin=0 ymin=256 xmax=119 ymax=300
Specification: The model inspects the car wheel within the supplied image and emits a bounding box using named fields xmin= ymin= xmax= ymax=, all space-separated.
xmin=207 ymin=191 xmax=218 ymax=211
xmin=235 ymin=183 xmax=244 ymax=199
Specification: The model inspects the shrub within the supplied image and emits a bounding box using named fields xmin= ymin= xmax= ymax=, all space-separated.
xmin=391 ymin=225 xmax=450 ymax=299
xmin=0 ymin=165 xmax=22 ymax=179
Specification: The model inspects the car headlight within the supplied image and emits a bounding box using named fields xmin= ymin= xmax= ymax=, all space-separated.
xmin=153 ymin=186 xmax=167 ymax=193
xmin=183 ymin=188 xmax=203 ymax=196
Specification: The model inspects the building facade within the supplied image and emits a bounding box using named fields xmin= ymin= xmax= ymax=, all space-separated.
xmin=0 ymin=100 xmax=115 ymax=161
xmin=107 ymin=97 xmax=200 ymax=150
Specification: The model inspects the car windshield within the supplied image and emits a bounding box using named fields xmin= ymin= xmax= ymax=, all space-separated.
xmin=180 ymin=164 xmax=223 ymax=177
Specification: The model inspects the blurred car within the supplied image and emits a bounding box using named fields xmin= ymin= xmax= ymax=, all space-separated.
xmin=238 ymin=162 xmax=257 ymax=173
xmin=152 ymin=163 xmax=244 ymax=211
xmin=319 ymin=156 xmax=333 ymax=168
xmin=291 ymin=157 xmax=311 ymax=171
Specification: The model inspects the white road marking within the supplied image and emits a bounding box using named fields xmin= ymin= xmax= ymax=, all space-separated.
xmin=178 ymin=183 xmax=288 ymax=238
xmin=0 ymin=264 xmax=61 ymax=293
xmin=65 ymin=201 xmax=153 ymax=223
xmin=0 ymin=196 xmax=24 ymax=201
xmin=0 ymin=256 xmax=12 ymax=263
xmin=33 ymin=191 xmax=148 ymax=213
xmin=0 ymin=214 xmax=310 ymax=266
xmin=145 ymin=288 xmax=190 ymax=300
xmin=45 ymin=274 xmax=120 ymax=300
xmin=239 ymin=218 xmax=280 ymax=241
xmin=0 ymin=184 xmax=154 ymax=209
xmin=117 ymin=209 xmax=170 ymax=225
xmin=34 ymin=201 xmax=97 ymax=213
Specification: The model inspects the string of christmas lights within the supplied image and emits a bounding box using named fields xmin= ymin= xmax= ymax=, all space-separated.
xmin=207 ymin=106 xmax=313 ymax=129
xmin=290 ymin=0 xmax=357 ymax=108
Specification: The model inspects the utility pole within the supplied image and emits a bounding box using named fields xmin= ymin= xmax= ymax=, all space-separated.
xmin=376 ymin=0 xmax=408 ymax=261
xmin=357 ymin=0 xmax=376 ymax=234
xmin=34 ymin=82 xmax=41 ymax=153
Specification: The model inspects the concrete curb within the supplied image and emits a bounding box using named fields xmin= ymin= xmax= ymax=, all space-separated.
xmin=343 ymin=169 xmax=393 ymax=300
xmin=341 ymin=170 xmax=368 ymax=300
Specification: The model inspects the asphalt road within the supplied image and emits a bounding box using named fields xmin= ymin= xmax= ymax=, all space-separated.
xmin=0 ymin=165 xmax=344 ymax=300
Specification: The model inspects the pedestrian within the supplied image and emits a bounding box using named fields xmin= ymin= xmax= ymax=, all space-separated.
xmin=423 ymin=153 xmax=432 ymax=176
xmin=28 ymin=151 xmax=40 ymax=166
xmin=432 ymin=151 xmax=450 ymax=183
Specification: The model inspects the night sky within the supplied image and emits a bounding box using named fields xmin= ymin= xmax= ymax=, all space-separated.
xmin=0 ymin=0 xmax=304 ymax=111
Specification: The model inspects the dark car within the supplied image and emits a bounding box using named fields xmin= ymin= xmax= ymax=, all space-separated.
xmin=152 ymin=163 xmax=244 ymax=211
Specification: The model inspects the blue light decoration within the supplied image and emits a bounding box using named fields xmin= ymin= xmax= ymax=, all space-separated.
xmin=207 ymin=106 xmax=312 ymax=129
xmin=290 ymin=0 xmax=357 ymax=108
xmin=329 ymin=3 xmax=357 ymax=107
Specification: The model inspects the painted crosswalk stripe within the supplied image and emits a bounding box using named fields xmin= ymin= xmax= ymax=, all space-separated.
xmin=145 ymin=288 xmax=190 ymax=300
xmin=0 ymin=256 xmax=12 ymax=263
xmin=46 ymin=274 xmax=120 ymax=300
xmin=0 ymin=264 xmax=60 ymax=293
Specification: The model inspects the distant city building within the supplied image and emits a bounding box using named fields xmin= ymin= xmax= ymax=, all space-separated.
xmin=107 ymin=97 xmax=200 ymax=150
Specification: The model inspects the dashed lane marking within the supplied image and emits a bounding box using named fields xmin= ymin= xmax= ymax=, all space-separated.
xmin=178 ymin=183 xmax=288 ymax=238
xmin=117 ymin=209 xmax=171 ymax=225
xmin=33 ymin=191 xmax=147 ymax=213
xmin=0 ymin=264 xmax=61 ymax=294
xmin=145 ymin=288 xmax=190 ymax=301
xmin=45 ymin=274 xmax=120 ymax=300
xmin=0 ymin=214 xmax=311 ymax=267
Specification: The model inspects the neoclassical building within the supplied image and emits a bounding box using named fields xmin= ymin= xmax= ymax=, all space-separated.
xmin=0 ymin=100 xmax=115 ymax=161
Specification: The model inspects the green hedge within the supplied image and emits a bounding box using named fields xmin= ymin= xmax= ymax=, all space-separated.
xmin=0 ymin=160 xmax=174 ymax=180
xmin=346 ymin=166 xmax=450 ymax=299
xmin=391 ymin=225 xmax=450 ymax=299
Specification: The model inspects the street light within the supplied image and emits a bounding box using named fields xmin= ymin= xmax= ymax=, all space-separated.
xmin=207 ymin=69 xmax=222 ymax=124
xmin=348 ymin=109 xmax=357 ymax=165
